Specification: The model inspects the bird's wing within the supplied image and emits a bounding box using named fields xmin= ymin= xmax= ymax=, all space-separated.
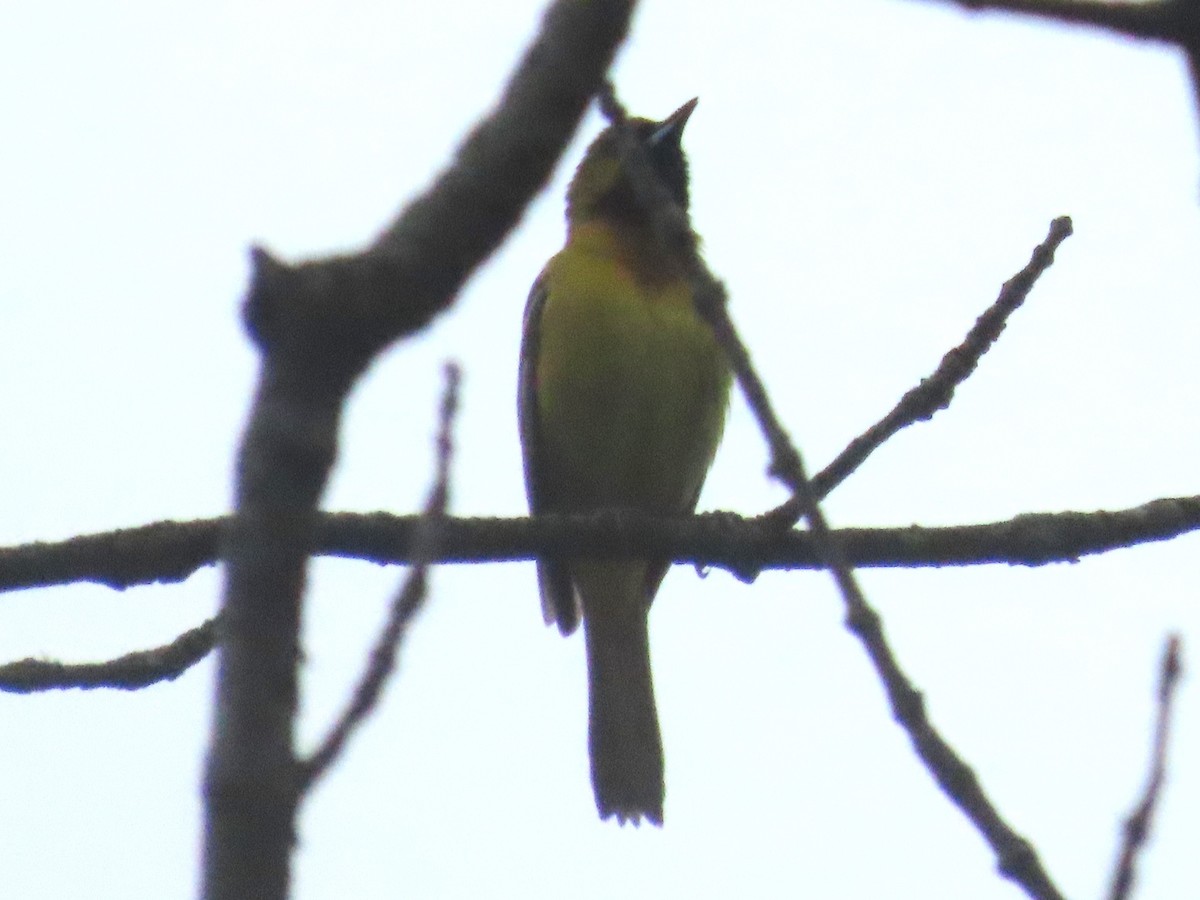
xmin=518 ymin=269 xmax=581 ymax=635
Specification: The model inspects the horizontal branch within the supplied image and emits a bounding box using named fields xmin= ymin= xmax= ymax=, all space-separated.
xmin=3 ymin=494 xmax=1198 ymax=594
xmin=912 ymin=1 xmax=1200 ymax=153
xmin=915 ymin=0 xmax=1186 ymax=43
xmin=0 ymin=618 xmax=217 ymax=692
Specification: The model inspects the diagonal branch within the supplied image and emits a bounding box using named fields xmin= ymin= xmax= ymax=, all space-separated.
xmin=1105 ymin=634 xmax=1184 ymax=900
xmin=698 ymin=276 xmax=1066 ymax=900
xmin=298 ymin=364 xmax=460 ymax=794
xmin=602 ymin=81 xmax=1064 ymax=900
xmin=770 ymin=216 xmax=1073 ymax=522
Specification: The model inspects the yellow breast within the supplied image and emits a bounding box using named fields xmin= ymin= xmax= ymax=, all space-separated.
xmin=534 ymin=225 xmax=731 ymax=514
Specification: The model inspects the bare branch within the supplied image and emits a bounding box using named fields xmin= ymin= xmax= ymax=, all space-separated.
xmin=6 ymin=495 xmax=1194 ymax=697
xmin=245 ymin=10 xmax=640 ymax=373
xmin=298 ymin=364 xmax=460 ymax=794
xmin=708 ymin=272 xmax=1065 ymax=899
xmin=6 ymin=496 xmax=1200 ymax=596
xmin=0 ymin=618 xmax=217 ymax=693
xmin=694 ymin=254 xmax=1065 ymax=899
xmin=914 ymin=0 xmax=1186 ymax=42
xmin=203 ymin=3 xmax=638 ymax=899
xmin=838 ymin=578 xmax=1065 ymax=900
xmin=911 ymin=1 xmax=1200 ymax=151
xmin=771 ymin=216 xmax=1073 ymax=522
xmin=1106 ymin=634 xmax=1185 ymax=900
xmin=0 ymin=518 xmax=223 ymax=594
xmin=705 ymin=291 xmax=1066 ymax=899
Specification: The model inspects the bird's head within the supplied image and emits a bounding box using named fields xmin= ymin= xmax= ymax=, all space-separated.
xmin=565 ymin=98 xmax=697 ymax=227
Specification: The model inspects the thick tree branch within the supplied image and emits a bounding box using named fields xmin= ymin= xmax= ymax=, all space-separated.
xmin=917 ymin=0 xmax=1188 ymax=42
xmin=245 ymin=12 xmax=638 ymax=369
xmin=914 ymin=0 xmax=1200 ymax=155
xmin=202 ymin=3 xmax=637 ymax=899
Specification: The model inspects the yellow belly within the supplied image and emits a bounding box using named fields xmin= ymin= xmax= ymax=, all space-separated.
xmin=535 ymin=243 xmax=731 ymax=515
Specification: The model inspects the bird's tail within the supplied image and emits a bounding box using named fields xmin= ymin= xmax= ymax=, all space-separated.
xmin=577 ymin=562 xmax=664 ymax=826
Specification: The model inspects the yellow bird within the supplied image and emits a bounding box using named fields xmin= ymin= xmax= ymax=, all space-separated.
xmin=518 ymin=99 xmax=731 ymax=825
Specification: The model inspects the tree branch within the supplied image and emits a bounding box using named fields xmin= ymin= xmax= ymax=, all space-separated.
xmin=4 ymin=495 xmax=1200 ymax=599
xmin=202 ymin=3 xmax=638 ymax=899
xmin=914 ymin=0 xmax=1187 ymax=42
xmin=691 ymin=214 xmax=1066 ymax=900
xmin=1105 ymin=634 xmax=1184 ymax=900
xmin=775 ymin=216 xmax=1072 ymax=520
xmin=0 ymin=618 xmax=217 ymax=693
xmin=602 ymin=83 xmax=1063 ymax=900
xmin=298 ymin=364 xmax=460 ymax=794
xmin=698 ymin=254 xmax=1066 ymax=900
xmin=911 ymin=0 xmax=1200 ymax=155
xmin=7 ymin=497 xmax=1195 ymax=694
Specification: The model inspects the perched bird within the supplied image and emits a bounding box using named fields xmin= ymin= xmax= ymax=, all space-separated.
xmin=518 ymin=99 xmax=731 ymax=825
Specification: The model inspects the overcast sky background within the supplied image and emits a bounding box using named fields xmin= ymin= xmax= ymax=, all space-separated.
xmin=2 ymin=1 xmax=1199 ymax=897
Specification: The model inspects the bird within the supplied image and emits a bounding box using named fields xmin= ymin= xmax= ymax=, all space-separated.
xmin=518 ymin=98 xmax=731 ymax=825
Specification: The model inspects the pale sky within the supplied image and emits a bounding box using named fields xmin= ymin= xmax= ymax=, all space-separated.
xmin=2 ymin=1 xmax=1198 ymax=898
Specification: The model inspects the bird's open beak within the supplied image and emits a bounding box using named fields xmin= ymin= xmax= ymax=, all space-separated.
xmin=649 ymin=97 xmax=698 ymax=147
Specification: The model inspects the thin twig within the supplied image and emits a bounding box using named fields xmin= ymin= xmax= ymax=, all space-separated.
xmin=768 ymin=216 xmax=1073 ymax=523
xmin=1106 ymin=634 xmax=1184 ymax=900
xmin=298 ymin=364 xmax=460 ymax=793
xmin=0 ymin=617 xmax=218 ymax=693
